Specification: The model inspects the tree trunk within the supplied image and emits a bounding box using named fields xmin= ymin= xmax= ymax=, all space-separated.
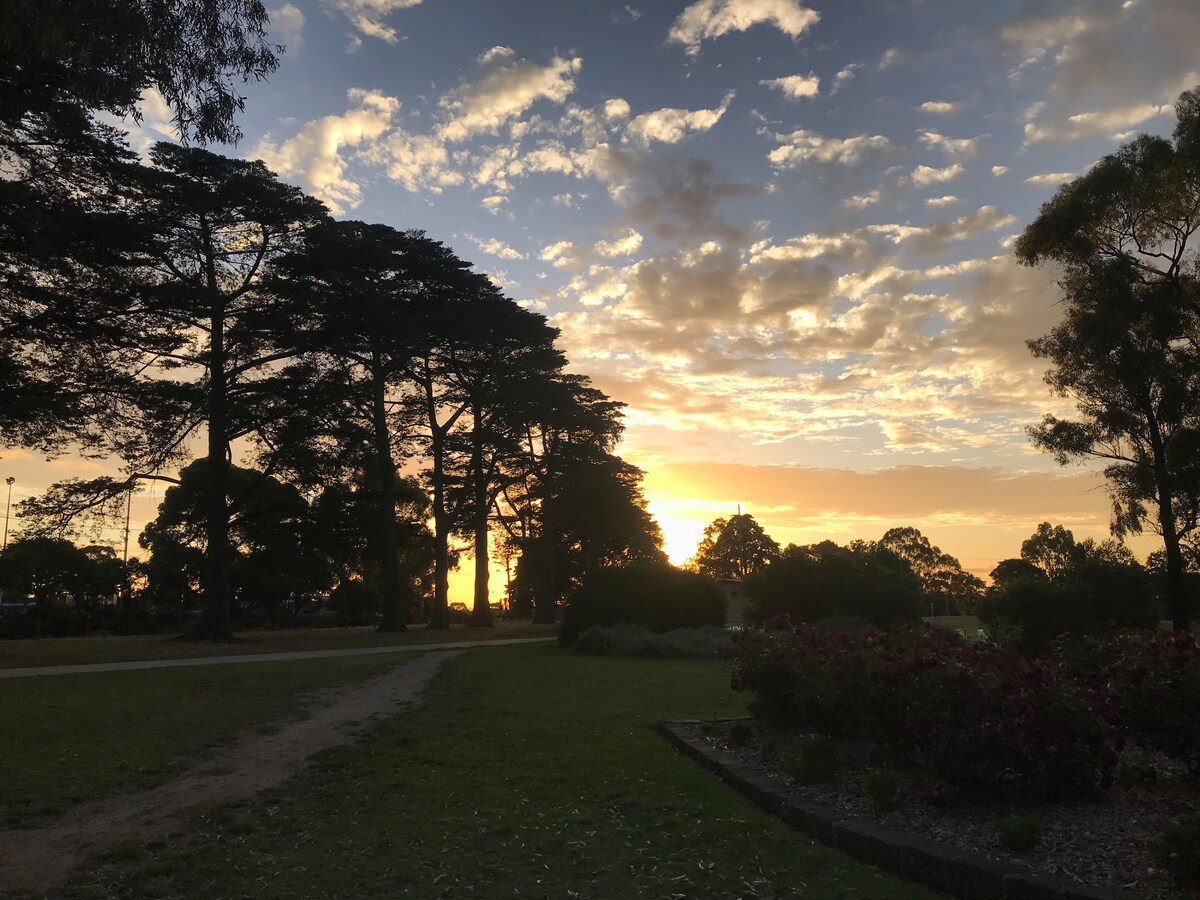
xmin=192 ymin=247 xmax=233 ymax=642
xmin=532 ymin=504 xmax=556 ymax=624
xmin=469 ymin=405 xmax=492 ymax=627
xmin=372 ymin=354 xmax=408 ymax=633
xmin=1151 ymin=428 xmax=1192 ymax=631
xmin=427 ymin=382 xmax=451 ymax=630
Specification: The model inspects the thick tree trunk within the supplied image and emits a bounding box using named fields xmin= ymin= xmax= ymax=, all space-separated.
xmin=532 ymin=507 xmax=556 ymax=624
xmin=192 ymin=262 xmax=234 ymax=642
xmin=427 ymin=409 xmax=451 ymax=630
xmin=372 ymin=355 xmax=408 ymax=633
xmin=469 ymin=408 xmax=493 ymax=627
xmin=1152 ymin=431 xmax=1192 ymax=631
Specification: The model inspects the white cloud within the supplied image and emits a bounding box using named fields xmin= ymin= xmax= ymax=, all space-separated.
xmin=384 ymin=128 xmax=462 ymax=193
xmin=625 ymin=92 xmax=734 ymax=145
xmin=540 ymin=240 xmax=579 ymax=267
xmin=907 ymin=163 xmax=964 ymax=186
xmin=768 ymin=129 xmax=898 ymax=167
xmin=919 ymin=100 xmax=961 ymax=116
xmin=1025 ymin=172 xmax=1076 ymax=187
xmin=469 ymin=235 xmax=526 ymax=260
xmin=251 ymin=88 xmax=399 ymax=214
xmin=831 ymin=63 xmax=862 ymax=94
xmin=760 ymin=73 xmax=820 ymax=99
xmin=917 ymin=131 xmax=983 ymax=157
xmin=594 ymin=229 xmax=644 ymax=258
xmin=1023 ymin=101 xmax=1171 ymax=143
xmin=925 ymin=195 xmax=959 ymax=209
xmin=841 ymin=190 xmax=880 ymax=210
xmin=326 ymin=0 xmax=422 ymax=44
xmin=270 ymin=4 xmax=305 ymax=52
xmin=991 ymin=165 xmax=1009 ymax=176
xmin=439 ymin=47 xmax=582 ymax=142
xmin=481 ymin=195 xmax=507 ymax=214
xmin=668 ymin=0 xmax=820 ymax=56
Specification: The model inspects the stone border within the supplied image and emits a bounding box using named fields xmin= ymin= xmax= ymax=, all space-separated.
xmin=656 ymin=720 xmax=1140 ymax=900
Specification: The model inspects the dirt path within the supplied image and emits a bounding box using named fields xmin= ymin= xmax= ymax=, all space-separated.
xmin=0 ymin=649 xmax=463 ymax=893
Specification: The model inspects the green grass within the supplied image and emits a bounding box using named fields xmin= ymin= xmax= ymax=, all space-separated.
xmin=0 ymin=650 xmax=421 ymax=827
xmin=0 ymin=621 xmax=553 ymax=668
xmin=51 ymin=645 xmax=937 ymax=899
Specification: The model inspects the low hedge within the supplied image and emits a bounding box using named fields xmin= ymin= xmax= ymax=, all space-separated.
xmin=559 ymin=561 xmax=725 ymax=646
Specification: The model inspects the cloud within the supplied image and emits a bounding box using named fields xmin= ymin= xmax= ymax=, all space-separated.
xmin=768 ymin=129 xmax=899 ymax=168
xmin=841 ymin=190 xmax=880 ymax=210
xmin=917 ymin=131 xmax=984 ymax=157
xmin=919 ymin=100 xmax=961 ymax=116
xmin=469 ymin=235 xmax=526 ymax=260
xmin=1025 ymin=172 xmax=1076 ymax=187
xmin=326 ymin=0 xmax=422 ymax=44
xmin=907 ymin=163 xmax=964 ymax=186
xmin=991 ymin=165 xmax=1009 ymax=176
xmin=925 ymin=195 xmax=959 ymax=209
xmin=668 ymin=0 xmax=820 ymax=56
xmin=760 ymin=73 xmax=820 ymax=99
xmin=594 ymin=229 xmax=645 ymax=258
xmin=270 ymin=4 xmax=305 ymax=52
xmin=251 ymin=88 xmax=399 ymax=214
xmin=439 ymin=47 xmax=582 ymax=142
xmin=625 ymin=92 xmax=734 ymax=146
xmin=830 ymin=63 xmax=862 ymax=94
xmin=383 ymin=127 xmax=462 ymax=193
xmin=1023 ymin=101 xmax=1171 ymax=143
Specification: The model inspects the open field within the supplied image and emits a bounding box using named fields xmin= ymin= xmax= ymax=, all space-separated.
xmin=0 ymin=621 xmax=554 ymax=669
xmin=0 ymin=650 xmax=422 ymax=827
xmin=16 ymin=644 xmax=935 ymax=899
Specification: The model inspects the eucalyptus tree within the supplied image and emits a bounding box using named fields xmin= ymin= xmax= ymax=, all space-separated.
xmin=1016 ymin=86 xmax=1200 ymax=629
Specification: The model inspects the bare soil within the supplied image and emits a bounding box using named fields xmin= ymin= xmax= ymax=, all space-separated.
xmin=0 ymin=650 xmax=462 ymax=893
xmin=697 ymin=719 xmax=1200 ymax=899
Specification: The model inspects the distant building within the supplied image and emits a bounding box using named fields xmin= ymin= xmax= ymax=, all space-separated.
xmin=718 ymin=578 xmax=748 ymax=625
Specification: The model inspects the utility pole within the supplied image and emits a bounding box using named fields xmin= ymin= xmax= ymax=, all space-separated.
xmin=3 ymin=476 xmax=13 ymax=550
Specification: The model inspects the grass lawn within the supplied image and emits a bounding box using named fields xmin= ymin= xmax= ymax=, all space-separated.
xmin=0 ymin=650 xmax=421 ymax=827
xmin=0 ymin=620 xmax=554 ymax=669
xmin=49 ymin=644 xmax=937 ymax=900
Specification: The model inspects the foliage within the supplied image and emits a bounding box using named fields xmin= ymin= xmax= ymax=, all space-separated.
xmin=1016 ymin=86 xmax=1200 ymax=630
xmin=995 ymin=816 xmax=1041 ymax=852
xmin=572 ymin=623 xmax=731 ymax=658
xmin=1154 ymin=816 xmax=1200 ymax=890
xmin=0 ymin=536 xmax=123 ymax=613
xmin=878 ymin=527 xmax=984 ymax=615
xmin=693 ymin=513 xmax=780 ymax=580
xmin=743 ymin=540 xmax=924 ymax=626
xmin=979 ymin=523 xmax=1156 ymax=655
xmin=559 ymin=561 xmax=725 ymax=646
xmin=729 ymin=622 xmax=1119 ymax=800
xmin=783 ymin=736 xmax=840 ymax=785
xmin=864 ymin=770 xmax=901 ymax=814
xmin=1050 ymin=630 xmax=1200 ymax=772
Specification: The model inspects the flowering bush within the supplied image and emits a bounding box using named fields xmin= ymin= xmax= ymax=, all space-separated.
xmin=730 ymin=619 xmax=1119 ymax=800
xmin=1050 ymin=630 xmax=1200 ymax=773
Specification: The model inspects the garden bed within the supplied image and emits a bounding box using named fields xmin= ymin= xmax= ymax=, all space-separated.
xmin=670 ymin=717 xmax=1198 ymax=899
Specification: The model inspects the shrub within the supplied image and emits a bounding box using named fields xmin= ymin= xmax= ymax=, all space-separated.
xmin=743 ymin=541 xmax=923 ymax=626
xmin=572 ymin=623 xmax=731 ymax=658
xmin=783 ymin=736 xmax=840 ymax=784
xmin=1050 ymin=630 xmax=1200 ymax=772
xmin=559 ymin=561 xmax=725 ymax=646
xmin=1154 ymin=816 xmax=1200 ymax=890
xmin=996 ymin=816 xmax=1040 ymax=852
xmin=730 ymin=621 xmax=1118 ymax=800
xmin=864 ymin=770 xmax=901 ymax=814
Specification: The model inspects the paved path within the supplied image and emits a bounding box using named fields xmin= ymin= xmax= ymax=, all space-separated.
xmin=0 ymin=636 xmax=554 ymax=679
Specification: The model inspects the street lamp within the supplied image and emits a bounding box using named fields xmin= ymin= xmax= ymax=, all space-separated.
xmin=2 ymin=476 xmax=13 ymax=550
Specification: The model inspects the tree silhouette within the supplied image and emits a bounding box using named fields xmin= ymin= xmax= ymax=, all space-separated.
xmin=1017 ymin=86 xmax=1200 ymax=629
xmin=878 ymin=526 xmax=984 ymax=615
xmin=693 ymin=513 xmax=779 ymax=580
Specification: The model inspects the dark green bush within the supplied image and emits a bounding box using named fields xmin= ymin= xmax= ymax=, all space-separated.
xmin=743 ymin=541 xmax=923 ymax=626
xmin=784 ymin=736 xmax=840 ymax=784
xmin=1153 ymin=816 xmax=1200 ymax=890
xmin=996 ymin=815 xmax=1040 ymax=851
xmin=559 ymin=561 xmax=725 ymax=646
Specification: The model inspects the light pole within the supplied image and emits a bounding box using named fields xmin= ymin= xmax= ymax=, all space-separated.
xmin=2 ymin=476 xmax=13 ymax=550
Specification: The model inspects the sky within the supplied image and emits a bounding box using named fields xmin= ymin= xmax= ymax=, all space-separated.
xmin=5 ymin=0 xmax=1200 ymax=586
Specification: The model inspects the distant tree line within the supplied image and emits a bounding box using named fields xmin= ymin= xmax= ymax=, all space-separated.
xmin=0 ymin=7 xmax=663 ymax=640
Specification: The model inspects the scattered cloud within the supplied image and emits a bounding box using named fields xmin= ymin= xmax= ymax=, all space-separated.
xmin=1023 ymin=101 xmax=1171 ymax=143
xmin=252 ymin=88 xmax=399 ymax=214
xmin=594 ymin=228 xmax=645 ymax=258
xmin=326 ymin=0 xmax=422 ymax=44
xmin=1025 ymin=171 xmax=1076 ymax=187
xmin=760 ymin=73 xmax=820 ymax=99
xmin=841 ymin=190 xmax=880 ymax=210
xmin=625 ymin=92 xmax=734 ymax=145
xmin=831 ymin=62 xmax=862 ymax=94
xmin=991 ymin=165 xmax=1009 ymax=176
xmin=439 ymin=47 xmax=582 ymax=142
xmin=469 ymin=234 xmax=526 ymax=260
xmin=270 ymin=4 xmax=305 ymax=52
xmin=918 ymin=131 xmax=984 ymax=157
xmin=907 ymin=163 xmax=964 ymax=186
xmin=668 ymin=0 xmax=820 ymax=57
xmin=768 ymin=129 xmax=899 ymax=168
xmin=919 ymin=100 xmax=961 ymax=116
xmin=925 ymin=195 xmax=959 ymax=208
